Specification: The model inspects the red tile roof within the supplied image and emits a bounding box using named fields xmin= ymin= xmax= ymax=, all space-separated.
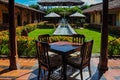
xmin=83 ymin=0 xmax=120 ymax=13
xmin=38 ymin=0 xmax=84 ymax=6
xmin=0 ymin=0 xmax=45 ymax=14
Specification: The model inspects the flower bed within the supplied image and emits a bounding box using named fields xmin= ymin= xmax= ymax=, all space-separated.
xmin=0 ymin=35 xmax=36 ymax=57
xmin=17 ymin=36 xmax=36 ymax=57
xmin=0 ymin=22 xmax=39 ymax=57
xmin=0 ymin=21 xmax=59 ymax=57
xmin=50 ymin=36 xmax=72 ymax=42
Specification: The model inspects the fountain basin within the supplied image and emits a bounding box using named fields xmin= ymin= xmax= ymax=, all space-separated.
xmin=53 ymin=24 xmax=76 ymax=35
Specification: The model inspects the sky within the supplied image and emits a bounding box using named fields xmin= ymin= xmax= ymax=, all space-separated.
xmin=15 ymin=0 xmax=102 ymax=6
xmin=82 ymin=0 xmax=102 ymax=5
xmin=15 ymin=0 xmax=38 ymax=6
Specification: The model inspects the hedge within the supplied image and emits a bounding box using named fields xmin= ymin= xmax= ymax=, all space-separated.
xmin=0 ymin=22 xmax=39 ymax=57
xmin=0 ymin=35 xmax=36 ymax=57
xmin=0 ymin=22 xmax=69 ymax=57
xmin=37 ymin=21 xmax=56 ymax=29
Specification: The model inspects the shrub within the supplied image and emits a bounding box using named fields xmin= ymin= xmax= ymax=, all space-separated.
xmin=16 ymin=26 xmax=24 ymax=36
xmin=0 ymin=31 xmax=9 ymax=55
xmin=0 ymin=36 xmax=9 ymax=55
xmin=25 ymin=23 xmax=37 ymax=33
xmin=108 ymin=38 xmax=120 ymax=56
xmin=21 ymin=29 xmax=28 ymax=36
xmin=0 ymin=35 xmax=36 ymax=57
xmin=17 ymin=36 xmax=36 ymax=57
xmin=0 ymin=23 xmax=38 ymax=57
xmin=37 ymin=23 xmax=55 ymax=29
xmin=50 ymin=36 xmax=72 ymax=42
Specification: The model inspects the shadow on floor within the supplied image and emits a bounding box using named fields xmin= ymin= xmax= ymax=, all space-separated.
xmin=0 ymin=68 xmax=11 ymax=75
xmin=91 ymin=69 xmax=106 ymax=80
xmin=29 ymin=66 xmax=107 ymax=80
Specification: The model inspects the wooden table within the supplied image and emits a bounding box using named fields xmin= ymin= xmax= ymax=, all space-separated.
xmin=49 ymin=41 xmax=80 ymax=80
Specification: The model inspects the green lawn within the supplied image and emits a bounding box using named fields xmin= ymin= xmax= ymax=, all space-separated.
xmin=28 ymin=29 xmax=55 ymax=39
xmin=75 ymin=28 xmax=101 ymax=53
xmin=29 ymin=28 xmax=112 ymax=53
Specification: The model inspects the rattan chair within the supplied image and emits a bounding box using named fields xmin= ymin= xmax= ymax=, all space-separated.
xmin=38 ymin=34 xmax=50 ymax=43
xmin=35 ymin=40 xmax=62 ymax=80
xmin=66 ymin=40 xmax=93 ymax=80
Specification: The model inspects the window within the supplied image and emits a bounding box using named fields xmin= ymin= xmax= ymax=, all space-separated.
xmin=108 ymin=14 xmax=116 ymax=26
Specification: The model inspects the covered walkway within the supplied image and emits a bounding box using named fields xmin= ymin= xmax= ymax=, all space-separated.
xmin=0 ymin=0 xmax=113 ymax=79
xmin=0 ymin=56 xmax=120 ymax=80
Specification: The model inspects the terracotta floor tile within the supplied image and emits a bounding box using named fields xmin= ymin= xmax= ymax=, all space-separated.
xmin=0 ymin=57 xmax=120 ymax=80
xmin=108 ymin=59 xmax=120 ymax=67
xmin=0 ymin=70 xmax=31 ymax=80
xmin=0 ymin=59 xmax=9 ymax=66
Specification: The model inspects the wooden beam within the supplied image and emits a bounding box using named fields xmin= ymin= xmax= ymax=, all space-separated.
xmin=9 ymin=0 xmax=17 ymax=70
xmin=98 ymin=0 xmax=108 ymax=71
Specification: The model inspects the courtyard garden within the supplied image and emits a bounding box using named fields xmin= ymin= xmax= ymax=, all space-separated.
xmin=0 ymin=21 xmax=120 ymax=57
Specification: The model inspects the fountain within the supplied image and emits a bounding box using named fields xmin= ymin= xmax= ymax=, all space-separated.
xmin=53 ymin=18 xmax=77 ymax=35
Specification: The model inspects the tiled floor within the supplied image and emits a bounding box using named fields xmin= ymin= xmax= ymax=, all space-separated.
xmin=0 ymin=58 xmax=37 ymax=80
xmin=92 ymin=58 xmax=120 ymax=80
xmin=0 ymin=57 xmax=120 ymax=80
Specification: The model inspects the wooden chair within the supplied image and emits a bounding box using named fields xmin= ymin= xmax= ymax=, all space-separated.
xmin=70 ymin=34 xmax=85 ymax=57
xmin=66 ymin=40 xmax=93 ymax=80
xmin=38 ymin=34 xmax=50 ymax=43
xmin=35 ymin=40 xmax=62 ymax=80
xmin=72 ymin=34 xmax=85 ymax=45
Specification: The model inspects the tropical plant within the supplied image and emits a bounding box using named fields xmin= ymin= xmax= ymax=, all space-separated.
xmin=47 ymin=6 xmax=82 ymax=16
xmin=108 ymin=38 xmax=120 ymax=56
xmin=29 ymin=4 xmax=40 ymax=10
xmin=80 ymin=5 xmax=90 ymax=10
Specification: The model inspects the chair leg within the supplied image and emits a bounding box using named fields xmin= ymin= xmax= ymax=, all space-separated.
xmin=88 ymin=64 xmax=91 ymax=77
xmin=44 ymin=70 xmax=46 ymax=75
xmin=80 ymin=69 xmax=83 ymax=80
xmin=38 ymin=67 xmax=41 ymax=80
xmin=47 ymin=70 xmax=51 ymax=80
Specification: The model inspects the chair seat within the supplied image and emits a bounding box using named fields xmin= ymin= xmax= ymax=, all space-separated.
xmin=49 ymin=51 xmax=62 ymax=69
xmin=69 ymin=51 xmax=80 ymax=57
xmin=67 ymin=56 xmax=82 ymax=68
xmin=49 ymin=51 xmax=59 ymax=57
xmin=39 ymin=52 xmax=62 ymax=72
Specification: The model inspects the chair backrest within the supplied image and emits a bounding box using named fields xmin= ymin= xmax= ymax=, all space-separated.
xmin=35 ymin=40 xmax=50 ymax=69
xmin=38 ymin=34 xmax=50 ymax=43
xmin=72 ymin=34 xmax=85 ymax=44
xmin=80 ymin=40 xmax=93 ymax=67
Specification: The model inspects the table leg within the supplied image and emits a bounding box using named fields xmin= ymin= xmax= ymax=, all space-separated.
xmin=62 ymin=55 xmax=67 ymax=80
